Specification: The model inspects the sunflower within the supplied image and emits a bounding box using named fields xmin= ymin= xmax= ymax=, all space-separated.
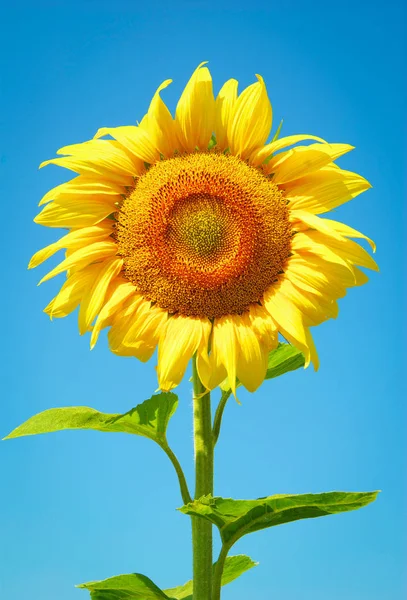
xmin=30 ymin=62 xmax=378 ymax=394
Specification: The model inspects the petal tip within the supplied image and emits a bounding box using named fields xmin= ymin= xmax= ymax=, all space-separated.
xmin=94 ymin=127 xmax=108 ymax=140
xmin=159 ymin=78 xmax=173 ymax=90
xmin=38 ymin=274 xmax=49 ymax=285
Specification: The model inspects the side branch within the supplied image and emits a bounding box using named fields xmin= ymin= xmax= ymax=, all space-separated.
xmin=212 ymin=542 xmax=231 ymax=600
xmin=159 ymin=441 xmax=192 ymax=505
xmin=212 ymin=390 xmax=232 ymax=446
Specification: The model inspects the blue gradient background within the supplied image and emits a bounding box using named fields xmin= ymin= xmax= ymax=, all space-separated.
xmin=0 ymin=2 xmax=405 ymax=599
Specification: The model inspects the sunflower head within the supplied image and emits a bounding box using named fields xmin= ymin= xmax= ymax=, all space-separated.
xmin=31 ymin=62 xmax=378 ymax=394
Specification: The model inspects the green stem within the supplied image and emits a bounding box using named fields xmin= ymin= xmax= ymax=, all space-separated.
xmin=159 ymin=441 xmax=192 ymax=505
xmin=212 ymin=543 xmax=231 ymax=600
xmin=191 ymin=355 xmax=213 ymax=600
xmin=212 ymin=390 xmax=232 ymax=446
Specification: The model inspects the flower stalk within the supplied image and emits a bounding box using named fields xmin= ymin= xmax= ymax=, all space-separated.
xmin=192 ymin=355 xmax=214 ymax=600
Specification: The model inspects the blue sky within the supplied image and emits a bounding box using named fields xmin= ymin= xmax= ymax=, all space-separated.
xmin=0 ymin=1 xmax=405 ymax=599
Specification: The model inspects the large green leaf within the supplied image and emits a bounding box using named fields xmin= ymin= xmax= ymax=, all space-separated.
xmin=4 ymin=393 xmax=178 ymax=444
xmin=265 ymin=342 xmax=305 ymax=380
xmin=164 ymin=554 xmax=257 ymax=599
xmin=77 ymin=573 xmax=173 ymax=600
xmin=180 ymin=491 xmax=379 ymax=546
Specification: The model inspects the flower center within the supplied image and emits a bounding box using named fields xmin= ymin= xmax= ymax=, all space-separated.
xmin=168 ymin=196 xmax=226 ymax=258
xmin=116 ymin=152 xmax=292 ymax=318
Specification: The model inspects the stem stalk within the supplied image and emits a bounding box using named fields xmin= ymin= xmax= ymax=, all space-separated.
xmin=191 ymin=355 xmax=213 ymax=600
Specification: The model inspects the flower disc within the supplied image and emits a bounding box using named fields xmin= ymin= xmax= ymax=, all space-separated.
xmin=116 ymin=152 xmax=292 ymax=318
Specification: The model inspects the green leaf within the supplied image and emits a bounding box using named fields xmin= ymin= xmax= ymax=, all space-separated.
xmin=4 ymin=392 xmax=178 ymax=444
xmin=265 ymin=342 xmax=305 ymax=380
xmin=164 ymin=580 xmax=193 ymax=600
xmin=164 ymin=555 xmax=257 ymax=599
xmin=77 ymin=573 xmax=173 ymax=600
xmin=217 ymin=554 xmax=258 ymax=585
xmin=76 ymin=556 xmax=257 ymax=600
xmin=179 ymin=491 xmax=379 ymax=546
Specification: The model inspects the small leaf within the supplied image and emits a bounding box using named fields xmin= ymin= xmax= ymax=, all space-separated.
xmin=164 ymin=555 xmax=257 ymax=599
xmin=164 ymin=579 xmax=193 ymax=600
xmin=4 ymin=392 xmax=178 ymax=444
xmin=179 ymin=491 xmax=379 ymax=546
xmin=265 ymin=342 xmax=305 ymax=380
xmin=219 ymin=554 xmax=258 ymax=585
xmin=77 ymin=573 xmax=173 ymax=600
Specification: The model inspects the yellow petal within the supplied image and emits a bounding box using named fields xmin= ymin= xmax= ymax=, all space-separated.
xmin=94 ymin=126 xmax=159 ymax=165
xmin=138 ymin=113 xmax=149 ymax=129
xmin=38 ymin=176 xmax=124 ymax=206
xmin=291 ymin=231 xmax=356 ymax=273
xmin=41 ymin=140 xmax=138 ymax=185
xmin=175 ymin=62 xmax=216 ymax=152
xmin=268 ymin=143 xmax=354 ymax=183
xmin=227 ymin=75 xmax=272 ymax=159
xmin=122 ymin=303 xmax=168 ymax=362
xmin=250 ymin=134 xmax=326 ymax=167
xmin=283 ymin=166 xmax=371 ymax=214
xmin=234 ymin=313 xmax=269 ymax=392
xmin=38 ymin=241 xmax=118 ymax=284
xmin=306 ymin=230 xmax=379 ymax=272
xmin=108 ymin=296 xmax=167 ymax=361
xmin=78 ymin=257 xmax=123 ymax=334
xmin=215 ymin=78 xmax=238 ymax=150
xmin=291 ymin=210 xmax=376 ymax=252
xmin=157 ymin=315 xmax=211 ymax=391
xmin=141 ymin=79 xmax=178 ymax=157
xmin=285 ymin=255 xmax=352 ymax=298
xmin=305 ymin=329 xmax=319 ymax=371
xmin=352 ymin=266 xmax=369 ymax=286
xmin=197 ymin=306 xmax=278 ymax=393
xmin=29 ymin=223 xmax=113 ymax=269
xmin=322 ymin=218 xmax=376 ymax=252
xmin=44 ymin=265 xmax=101 ymax=318
xmin=90 ymin=279 xmax=136 ymax=348
xmin=107 ymin=295 xmax=146 ymax=352
xmin=247 ymin=303 xmax=279 ymax=350
xmin=211 ymin=316 xmax=239 ymax=396
xmin=275 ymin=278 xmax=338 ymax=327
xmin=196 ymin=338 xmax=227 ymax=392
xmin=34 ymin=200 xmax=117 ymax=228
xmin=263 ymin=284 xmax=317 ymax=368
